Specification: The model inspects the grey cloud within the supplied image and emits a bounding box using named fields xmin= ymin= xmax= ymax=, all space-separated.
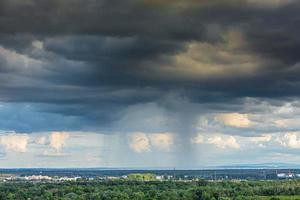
xmin=1 ymin=0 xmax=300 ymax=134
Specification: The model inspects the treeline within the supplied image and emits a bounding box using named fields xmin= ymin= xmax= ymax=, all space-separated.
xmin=1 ymin=179 xmax=300 ymax=199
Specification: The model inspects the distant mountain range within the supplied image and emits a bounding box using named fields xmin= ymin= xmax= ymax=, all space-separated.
xmin=216 ymin=163 xmax=300 ymax=169
xmin=1 ymin=163 xmax=300 ymax=171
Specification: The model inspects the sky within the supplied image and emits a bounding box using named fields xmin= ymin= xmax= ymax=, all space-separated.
xmin=2 ymin=0 xmax=300 ymax=168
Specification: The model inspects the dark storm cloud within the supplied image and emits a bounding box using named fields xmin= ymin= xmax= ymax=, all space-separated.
xmin=0 ymin=0 xmax=207 ymax=40
xmin=1 ymin=0 xmax=300 ymax=132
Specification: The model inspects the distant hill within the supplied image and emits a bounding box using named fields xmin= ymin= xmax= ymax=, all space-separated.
xmin=216 ymin=163 xmax=300 ymax=169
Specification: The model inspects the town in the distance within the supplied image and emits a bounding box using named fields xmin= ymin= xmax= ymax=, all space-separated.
xmin=1 ymin=168 xmax=300 ymax=183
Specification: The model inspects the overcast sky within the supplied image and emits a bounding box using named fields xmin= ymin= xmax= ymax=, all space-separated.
xmin=1 ymin=0 xmax=300 ymax=168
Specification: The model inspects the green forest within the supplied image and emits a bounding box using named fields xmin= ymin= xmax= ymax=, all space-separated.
xmin=2 ymin=179 xmax=300 ymax=200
